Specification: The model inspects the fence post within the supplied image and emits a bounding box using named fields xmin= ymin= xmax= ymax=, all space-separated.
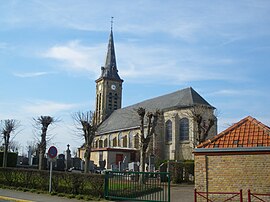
xmin=168 ymin=172 xmax=171 ymax=202
xmin=239 ymin=189 xmax=243 ymax=202
xmin=104 ymin=171 xmax=109 ymax=199
xmin=194 ymin=189 xmax=197 ymax=202
xmin=247 ymin=189 xmax=251 ymax=202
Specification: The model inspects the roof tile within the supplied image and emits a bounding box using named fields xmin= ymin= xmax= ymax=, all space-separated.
xmin=197 ymin=116 xmax=270 ymax=148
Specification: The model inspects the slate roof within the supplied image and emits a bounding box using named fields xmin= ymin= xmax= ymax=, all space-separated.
xmin=97 ymin=87 xmax=214 ymax=135
xmin=197 ymin=116 xmax=270 ymax=148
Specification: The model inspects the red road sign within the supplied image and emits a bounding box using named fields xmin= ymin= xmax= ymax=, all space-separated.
xmin=48 ymin=146 xmax=58 ymax=159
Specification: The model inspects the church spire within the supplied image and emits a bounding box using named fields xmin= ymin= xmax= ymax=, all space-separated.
xmin=94 ymin=18 xmax=123 ymax=124
xmin=97 ymin=17 xmax=122 ymax=82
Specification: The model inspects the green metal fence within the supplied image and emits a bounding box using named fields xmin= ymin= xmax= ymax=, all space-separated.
xmin=104 ymin=171 xmax=170 ymax=202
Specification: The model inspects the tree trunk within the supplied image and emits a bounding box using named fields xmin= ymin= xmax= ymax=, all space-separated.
xmin=84 ymin=146 xmax=91 ymax=173
xmin=2 ymin=143 xmax=8 ymax=168
xmin=139 ymin=147 xmax=147 ymax=184
xmin=38 ymin=150 xmax=45 ymax=170
xmin=39 ymin=130 xmax=47 ymax=170
xmin=140 ymin=149 xmax=146 ymax=173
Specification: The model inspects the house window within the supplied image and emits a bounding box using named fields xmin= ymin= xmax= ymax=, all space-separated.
xmin=180 ymin=118 xmax=189 ymax=141
xmin=165 ymin=120 xmax=172 ymax=142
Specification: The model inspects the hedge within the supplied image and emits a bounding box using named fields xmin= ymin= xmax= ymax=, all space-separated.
xmin=0 ymin=168 xmax=104 ymax=197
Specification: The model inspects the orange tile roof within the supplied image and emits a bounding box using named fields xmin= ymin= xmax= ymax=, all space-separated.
xmin=197 ymin=116 xmax=270 ymax=148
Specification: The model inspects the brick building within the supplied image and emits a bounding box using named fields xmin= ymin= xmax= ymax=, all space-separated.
xmin=194 ymin=116 xmax=270 ymax=200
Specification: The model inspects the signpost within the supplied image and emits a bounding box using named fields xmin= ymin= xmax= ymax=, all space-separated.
xmin=48 ymin=146 xmax=57 ymax=193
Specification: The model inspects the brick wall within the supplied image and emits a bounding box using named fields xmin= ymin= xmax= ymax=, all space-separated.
xmin=195 ymin=153 xmax=270 ymax=200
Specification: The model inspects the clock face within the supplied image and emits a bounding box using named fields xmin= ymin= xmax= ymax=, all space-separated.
xmin=111 ymin=84 xmax=116 ymax=90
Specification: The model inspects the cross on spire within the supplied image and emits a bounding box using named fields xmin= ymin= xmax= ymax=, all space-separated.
xmin=111 ymin=16 xmax=114 ymax=31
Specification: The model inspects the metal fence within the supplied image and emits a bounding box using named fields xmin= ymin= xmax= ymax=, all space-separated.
xmin=194 ymin=189 xmax=243 ymax=202
xmin=248 ymin=189 xmax=270 ymax=202
xmin=104 ymin=171 xmax=170 ymax=202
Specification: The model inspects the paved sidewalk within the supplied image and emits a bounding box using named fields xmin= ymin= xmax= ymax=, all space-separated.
xmin=170 ymin=184 xmax=194 ymax=202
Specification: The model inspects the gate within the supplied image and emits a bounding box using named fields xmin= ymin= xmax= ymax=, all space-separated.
xmin=104 ymin=171 xmax=170 ymax=202
xmin=194 ymin=189 xmax=243 ymax=202
xmin=248 ymin=189 xmax=270 ymax=202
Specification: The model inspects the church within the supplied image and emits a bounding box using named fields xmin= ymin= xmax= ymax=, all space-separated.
xmin=78 ymin=28 xmax=217 ymax=170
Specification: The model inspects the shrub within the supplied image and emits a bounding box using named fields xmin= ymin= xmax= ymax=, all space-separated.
xmin=0 ymin=168 xmax=104 ymax=198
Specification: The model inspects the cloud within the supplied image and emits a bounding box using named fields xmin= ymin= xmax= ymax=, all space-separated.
xmin=208 ymin=89 xmax=258 ymax=97
xmin=13 ymin=71 xmax=55 ymax=78
xmin=41 ymin=40 xmax=240 ymax=84
xmin=116 ymin=43 xmax=239 ymax=84
xmin=42 ymin=40 xmax=105 ymax=77
xmin=22 ymin=100 xmax=79 ymax=116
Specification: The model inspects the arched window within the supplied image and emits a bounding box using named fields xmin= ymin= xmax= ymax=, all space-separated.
xmin=109 ymin=134 xmax=114 ymax=147
xmin=128 ymin=131 xmax=133 ymax=148
xmin=123 ymin=135 xmax=127 ymax=147
xmin=99 ymin=139 xmax=103 ymax=148
xmin=113 ymin=137 xmax=117 ymax=147
xmin=134 ymin=134 xmax=139 ymax=149
xmin=180 ymin=118 xmax=189 ymax=141
xmin=114 ymin=93 xmax=118 ymax=110
xmin=104 ymin=138 xmax=108 ymax=147
xmin=118 ymin=132 xmax=122 ymax=147
xmin=165 ymin=120 xmax=172 ymax=142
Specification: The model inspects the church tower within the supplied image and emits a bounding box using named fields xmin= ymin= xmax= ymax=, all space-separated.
xmin=95 ymin=23 xmax=123 ymax=124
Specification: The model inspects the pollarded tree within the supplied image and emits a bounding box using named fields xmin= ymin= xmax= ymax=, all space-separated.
xmin=73 ymin=111 xmax=98 ymax=173
xmin=1 ymin=119 xmax=20 ymax=167
xmin=33 ymin=116 xmax=56 ymax=170
xmin=136 ymin=107 xmax=160 ymax=173
xmin=186 ymin=105 xmax=216 ymax=145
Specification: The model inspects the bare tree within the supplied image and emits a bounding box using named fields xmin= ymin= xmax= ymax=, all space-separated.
xmin=136 ymin=107 xmax=160 ymax=174
xmin=1 ymin=119 xmax=20 ymax=167
xmin=186 ymin=105 xmax=216 ymax=145
xmin=8 ymin=141 xmax=21 ymax=153
xmin=33 ymin=116 xmax=56 ymax=170
xmin=73 ymin=111 xmax=98 ymax=173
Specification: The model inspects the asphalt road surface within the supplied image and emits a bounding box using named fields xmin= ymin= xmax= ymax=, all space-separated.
xmin=0 ymin=185 xmax=194 ymax=202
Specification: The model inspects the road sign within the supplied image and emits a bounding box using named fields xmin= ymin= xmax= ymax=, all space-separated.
xmin=47 ymin=146 xmax=58 ymax=193
xmin=48 ymin=146 xmax=58 ymax=159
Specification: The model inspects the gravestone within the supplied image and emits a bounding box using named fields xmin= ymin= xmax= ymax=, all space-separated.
xmin=72 ymin=157 xmax=82 ymax=170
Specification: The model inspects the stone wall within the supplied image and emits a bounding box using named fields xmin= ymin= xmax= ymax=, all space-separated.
xmin=195 ymin=152 xmax=270 ymax=200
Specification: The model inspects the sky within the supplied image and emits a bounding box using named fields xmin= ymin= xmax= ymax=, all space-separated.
xmin=0 ymin=0 xmax=270 ymax=155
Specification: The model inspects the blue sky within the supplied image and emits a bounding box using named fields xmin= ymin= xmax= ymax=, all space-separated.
xmin=1 ymin=0 xmax=270 ymax=155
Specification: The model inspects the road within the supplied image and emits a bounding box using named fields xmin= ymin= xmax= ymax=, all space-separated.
xmin=0 ymin=185 xmax=194 ymax=202
xmin=0 ymin=189 xmax=95 ymax=202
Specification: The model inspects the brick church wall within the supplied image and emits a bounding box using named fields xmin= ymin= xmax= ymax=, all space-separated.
xmin=195 ymin=152 xmax=270 ymax=200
